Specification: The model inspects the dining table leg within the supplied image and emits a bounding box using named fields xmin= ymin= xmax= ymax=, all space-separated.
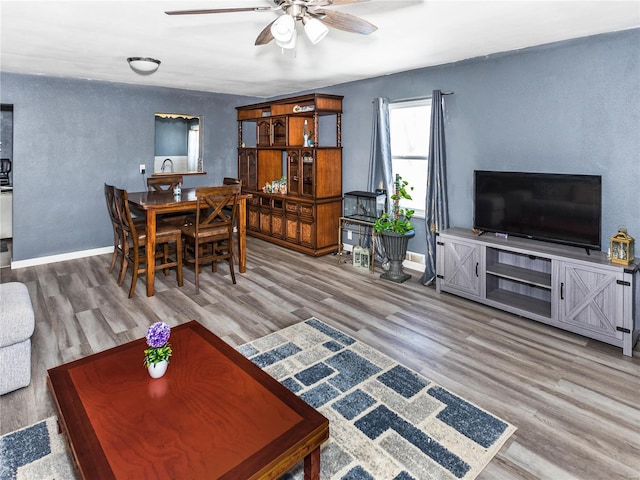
xmin=146 ymin=209 xmax=157 ymax=297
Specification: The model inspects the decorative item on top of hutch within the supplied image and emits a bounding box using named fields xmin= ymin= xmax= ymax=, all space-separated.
xmin=610 ymin=226 xmax=635 ymax=266
xmin=237 ymin=94 xmax=343 ymax=256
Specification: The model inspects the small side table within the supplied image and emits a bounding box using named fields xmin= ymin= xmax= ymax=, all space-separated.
xmin=337 ymin=216 xmax=376 ymax=274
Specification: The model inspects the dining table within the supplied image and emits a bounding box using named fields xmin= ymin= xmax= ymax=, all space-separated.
xmin=127 ymin=187 xmax=250 ymax=297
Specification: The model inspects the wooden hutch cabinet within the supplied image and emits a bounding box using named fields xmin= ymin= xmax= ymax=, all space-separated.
xmin=237 ymin=93 xmax=343 ymax=256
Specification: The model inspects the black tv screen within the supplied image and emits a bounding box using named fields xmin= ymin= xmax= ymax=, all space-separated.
xmin=473 ymin=171 xmax=602 ymax=250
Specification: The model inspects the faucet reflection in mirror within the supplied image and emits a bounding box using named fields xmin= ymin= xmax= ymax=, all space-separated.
xmin=154 ymin=113 xmax=203 ymax=174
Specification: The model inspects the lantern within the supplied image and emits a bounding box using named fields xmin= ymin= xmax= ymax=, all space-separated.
xmin=353 ymin=245 xmax=363 ymax=267
xmin=610 ymin=226 xmax=635 ymax=266
xmin=360 ymin=247 xmax=371 ymax=270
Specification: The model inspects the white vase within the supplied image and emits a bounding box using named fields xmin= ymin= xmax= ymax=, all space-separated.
xmin=147 ymin=360 xmax=168 ymax=379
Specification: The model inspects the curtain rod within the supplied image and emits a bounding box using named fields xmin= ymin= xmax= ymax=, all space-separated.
xmin=390 ymin=92 xmax=454 ymax=103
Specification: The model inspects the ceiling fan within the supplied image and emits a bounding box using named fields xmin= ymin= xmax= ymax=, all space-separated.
xmin=165 ymin=0 xmax=378 ymax=49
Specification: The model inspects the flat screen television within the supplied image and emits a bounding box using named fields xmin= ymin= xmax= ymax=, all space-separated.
xmin=473 ymin=171 xmax=602 ymax=251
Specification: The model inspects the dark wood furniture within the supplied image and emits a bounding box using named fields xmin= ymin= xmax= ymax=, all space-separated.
xmin=105 ymin=184 xmax=146 ymax=286
xmin=127 ymin=188 xmax=250 ymax=297
xmin=147 ymin=175 xmax=189 ymax=225
xmin=237 ymin=93 xmax=343 ymax=256
xmin=47 ymin=320 xmax=329 ymax=480
xmin=104 ymin=184 xmax=124 ymax=278
xmin=114 ymin=187 xmax=183 ymax=298
xmin=182 ymin=185 xmax=240 ymax=294
xmin=147 ymin=174 xmax=184 ymax=192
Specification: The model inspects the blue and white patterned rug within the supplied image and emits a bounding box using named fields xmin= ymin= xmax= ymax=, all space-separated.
xmin=0 ymin=318 xmax=515 ymax=480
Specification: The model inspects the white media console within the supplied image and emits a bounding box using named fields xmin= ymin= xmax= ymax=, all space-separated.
xmin=435 ymin=227 xmax=639 ymax=356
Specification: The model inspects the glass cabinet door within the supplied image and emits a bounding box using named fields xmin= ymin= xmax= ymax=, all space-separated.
xmin=287 ymin=150 xmax=300 ymax=195
xmin=301 ymin=149 xmax=314 ymax=196
xmin=272 ymin=117 xmax=287 ymax=146
xmin=257 ymin=117 xmax=287 ymax=146
xmin=257 ymin=119 xmax=271 ymax=146
xmin=239 ymin=149 xmax=257 ymax=190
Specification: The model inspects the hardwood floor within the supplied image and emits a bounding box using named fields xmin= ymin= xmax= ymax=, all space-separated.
xmin=1 ymin=236 xmax=639 ymax=480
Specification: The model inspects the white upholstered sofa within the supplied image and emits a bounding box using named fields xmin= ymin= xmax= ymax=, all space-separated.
xmin=0 ymin=282 xmax=35 ymax=395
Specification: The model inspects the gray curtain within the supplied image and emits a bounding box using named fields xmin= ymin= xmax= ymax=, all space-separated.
xmin=421 ymin=90 xmax=450 ymax=285
xmin=367 ymin=98 xmax=393 ymax=262
xmin=367 ymin=98 xmax=393 ymax=200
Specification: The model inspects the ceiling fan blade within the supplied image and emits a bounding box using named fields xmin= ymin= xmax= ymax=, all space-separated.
xmin=165 ymin=7 xmax=277 ymax=16
xmin=313 ymin=9 xmax=377 ymax=35
xmin=255 ymin=19 xmax=276 ymax=45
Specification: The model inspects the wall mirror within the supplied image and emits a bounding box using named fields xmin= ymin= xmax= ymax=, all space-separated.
xmin=154 ymin=113 xmax=203 ymax=174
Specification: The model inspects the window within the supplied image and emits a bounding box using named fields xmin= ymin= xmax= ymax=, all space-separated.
xmin=389 ymin=98 xmax=432 ymax=218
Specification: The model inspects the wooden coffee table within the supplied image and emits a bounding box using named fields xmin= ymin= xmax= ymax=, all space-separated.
xmin=47 ymin=321 xmax=329 ymax=480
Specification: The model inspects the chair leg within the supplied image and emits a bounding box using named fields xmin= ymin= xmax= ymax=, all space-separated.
xmin=109 ymin=236 xmax=118 ymax=273
xmin=194 ymin=239 xmax=200 ymax=295
xmin=118 ymin=244 xmax=129 ymax=286
xmin=163 ymin=244 xmax=170 ymax=276
xmin=228 ymin=256 xmax=236 ymax=284
xmin=129 ymin=250 xmax=140 ymax=298
xmin=176 ymin=237 xmax=183 ymax=287
xmin=228 ymin=240 xmax=236 ymax=284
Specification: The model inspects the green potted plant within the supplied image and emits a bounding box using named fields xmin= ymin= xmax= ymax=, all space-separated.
xmin=373 ymin=174 xmax=415 ymax=283
xmin=144 ymin=321 xmax=173 ymax=378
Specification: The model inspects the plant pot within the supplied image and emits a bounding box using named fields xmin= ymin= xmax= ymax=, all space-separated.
xmin=380 ymin=230 xmax=415 ymax=283
xmin=147 ymin=360 xmax=168 ymax=379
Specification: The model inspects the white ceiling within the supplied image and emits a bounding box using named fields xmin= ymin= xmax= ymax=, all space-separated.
xmin=1 ymin=1 xmax=638 ymax=98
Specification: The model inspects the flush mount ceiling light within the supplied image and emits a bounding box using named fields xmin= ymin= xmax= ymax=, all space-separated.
xmin=127 ymin=57 xmax=161 ymax=74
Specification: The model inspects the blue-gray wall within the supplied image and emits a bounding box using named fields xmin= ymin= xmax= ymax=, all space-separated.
xmin=1 ymin=28 xmax=638 ymax=262
xmin=0 ymin=76 xmax=255 ymax=261
xmin=322 ymin=28 xmax=640 ymax=257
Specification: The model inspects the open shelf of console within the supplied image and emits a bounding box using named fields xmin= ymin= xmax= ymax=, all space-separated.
xmin=485 ymin=247 xmax=552 ymax=318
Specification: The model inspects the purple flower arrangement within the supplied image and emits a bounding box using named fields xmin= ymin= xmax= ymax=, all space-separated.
xmin=143 ymin=322 xmax=173 ymax=367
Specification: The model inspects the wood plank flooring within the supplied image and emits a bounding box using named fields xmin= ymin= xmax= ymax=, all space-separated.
xmin=1 ymin=236 xmax=639 ymax=480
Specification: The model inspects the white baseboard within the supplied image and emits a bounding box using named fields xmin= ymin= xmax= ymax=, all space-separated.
xmin=11 ymin=246 xmax=113 ymax=269
xmin=11 ymin=245 xmax=429 ymax=273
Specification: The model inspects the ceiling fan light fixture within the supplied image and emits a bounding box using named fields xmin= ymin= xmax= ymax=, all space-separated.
xmin=276 ymin=28 xmax=297 ymax=50
xmin=127 ymin=57 xmax=161 ymax=74
xmin=303 ymin=17 xmax=329 ymax=44
xmin=271 ymin=14 xmax=296 ymax=43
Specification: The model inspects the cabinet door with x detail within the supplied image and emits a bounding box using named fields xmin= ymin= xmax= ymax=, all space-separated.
xmin=556 ymin=262 xmax=625 ymax=343
xmin=437 ymin=238 xmax=483 ymax=298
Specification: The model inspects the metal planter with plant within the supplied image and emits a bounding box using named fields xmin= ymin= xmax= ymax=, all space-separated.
xmin=373 ymin=174 xmax=415 ymax=283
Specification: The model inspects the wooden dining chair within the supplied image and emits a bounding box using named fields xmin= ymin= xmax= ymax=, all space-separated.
xmin=113 ymin=187 xmax=183 ymax=298
xmin=222 ymin=177 xmax=242 ymax=260
xmin=147 ymin=174 xmax=184 ymax=192
xmin=104 ymin=184 xmax=124 ymax=277
xmin=146 ymin=174 xmax=188 ymax=225
xmin=181 ymin=184 xmax=240 ymax=294
xmin=106 ymin=183 xmax=146 ymax=285
xmin=222 ymin=177 xmax=241 ymax=186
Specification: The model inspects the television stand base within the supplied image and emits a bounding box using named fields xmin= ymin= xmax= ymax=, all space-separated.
xmin=435 ymin=227 xmax=639 ymax=357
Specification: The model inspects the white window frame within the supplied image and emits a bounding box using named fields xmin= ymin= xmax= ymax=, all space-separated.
xmin=389 ymin=98 xmax=432 ymax=219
